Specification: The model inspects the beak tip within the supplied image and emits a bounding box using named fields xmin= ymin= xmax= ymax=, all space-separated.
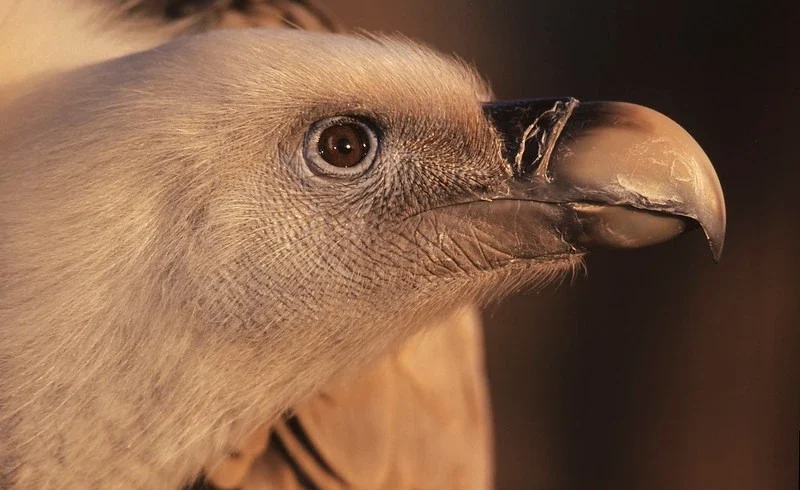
xmin=695 ymin=202 xmax=725 ymax=262
xmin=698 ymin=183 xmax=727 ymax=263
xmin=706 ymin=224 xmax=726 ymax=263
xmin=711 ymin=239 xmax=724 ymax=263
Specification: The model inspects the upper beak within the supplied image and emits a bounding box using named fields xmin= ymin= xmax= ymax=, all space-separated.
xmin=483 ymin=98 xmax=727 ymax=261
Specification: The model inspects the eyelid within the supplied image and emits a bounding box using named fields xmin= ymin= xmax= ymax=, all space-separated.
xmin=303 ymin=116 xmax=380 ymax=178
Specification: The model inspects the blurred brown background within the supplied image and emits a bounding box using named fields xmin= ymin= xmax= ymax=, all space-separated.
xmin=325 ymin=1 xmax=798 ymax=488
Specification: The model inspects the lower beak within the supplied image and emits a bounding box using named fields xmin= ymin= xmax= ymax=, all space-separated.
xmin=483 ymin=98 xmax=727 ymax=261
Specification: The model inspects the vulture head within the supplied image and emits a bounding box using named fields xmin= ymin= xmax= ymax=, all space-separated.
xmin=0 ymin=5 xmax=725 ymax=489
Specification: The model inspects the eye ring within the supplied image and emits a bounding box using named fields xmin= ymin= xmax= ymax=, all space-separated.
xmin=304 ymin=116 xmax=379 ymax=178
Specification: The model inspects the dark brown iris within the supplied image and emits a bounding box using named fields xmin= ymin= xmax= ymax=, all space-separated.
xmin=317 ymin=124 xmax=369 ymax=168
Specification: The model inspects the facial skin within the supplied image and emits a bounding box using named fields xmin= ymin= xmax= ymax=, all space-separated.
xmin=0 ymin=26 xmax=724 ymax=489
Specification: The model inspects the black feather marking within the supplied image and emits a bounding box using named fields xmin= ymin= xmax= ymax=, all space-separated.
xmin=270 ymin=430 xmax=321 ymax=490
xmin=182 ymin=473 xmax=234 ymax=490
xmin=284 ymin=414 xmax=344 ymax=483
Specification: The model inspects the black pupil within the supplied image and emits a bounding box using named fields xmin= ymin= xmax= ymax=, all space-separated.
xmin=318 ymin=124 xmax=368 ymax=168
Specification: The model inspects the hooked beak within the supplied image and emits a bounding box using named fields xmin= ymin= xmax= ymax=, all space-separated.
xmin=482 ymin=98 xmax=726 ymax=261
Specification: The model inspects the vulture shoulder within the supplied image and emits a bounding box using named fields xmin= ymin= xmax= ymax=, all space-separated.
xmin=207 ymin=308 xmax=492 ymax=490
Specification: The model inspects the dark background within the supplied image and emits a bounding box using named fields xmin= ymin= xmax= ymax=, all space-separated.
xmin=326 ymin=1 xmax=798 ymax=488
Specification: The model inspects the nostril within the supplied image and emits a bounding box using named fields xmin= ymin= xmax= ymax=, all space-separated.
xmin=483 ymin=98 xmax=578 ymax=180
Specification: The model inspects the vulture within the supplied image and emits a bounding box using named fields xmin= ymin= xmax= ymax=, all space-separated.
xmin=0 ymin=0 xmax=726 ymax=488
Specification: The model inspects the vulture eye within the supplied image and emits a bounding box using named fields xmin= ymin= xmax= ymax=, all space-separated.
xmin=305 ymin=116 xmax=378 ymax=177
